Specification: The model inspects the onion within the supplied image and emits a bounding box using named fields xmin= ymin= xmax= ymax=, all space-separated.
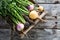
xmin=38 ymin=6 xmax=44 ymax=12
xmin=29 ymin=10 xmax=39 ymax=20
xmin=27 ymin=4 xmax=34 ymax=11
xmin=17 ymin=23 xmax=24 ymax=31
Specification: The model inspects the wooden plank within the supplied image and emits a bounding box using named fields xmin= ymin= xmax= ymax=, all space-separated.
xmin=13 ymin=29 xmax=60 ymax=40
xmin=57 ymin=16 xmax=60 ymax=28
xmin=34 ymin=20 xmax=56 ymax=28
xmin=0 ymin=16 xmax=12 ymax=29
xmin=34 ymin=0 xmax=60 ymax=3
xmin=0 ymin=29 xmax=11 ymax=40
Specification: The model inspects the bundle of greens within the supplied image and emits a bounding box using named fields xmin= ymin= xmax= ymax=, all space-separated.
xmin=0 ymin=0 xmax=44 ymax=32
xmin=0 ymin=0 xmax=34 ymax=31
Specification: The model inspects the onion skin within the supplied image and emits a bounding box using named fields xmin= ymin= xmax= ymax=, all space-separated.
xmin=17 ymin=23 xmax=24 ymax=31
xmin=27 ymin=5 xmax=34 ymax=11
xmin=29 ymin=10 xmax=39 ymax=20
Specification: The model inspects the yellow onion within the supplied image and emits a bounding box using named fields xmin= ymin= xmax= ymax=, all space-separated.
xmin=29 ymin=10 xmax=39 ymax=20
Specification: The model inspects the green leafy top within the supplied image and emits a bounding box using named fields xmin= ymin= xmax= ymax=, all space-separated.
xmin=0 ymin=0 xmax=12 ymax=16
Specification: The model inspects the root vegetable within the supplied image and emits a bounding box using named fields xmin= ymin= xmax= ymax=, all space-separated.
xmin=38 ymin=6 xmax=44 ymax=12
xmin=29 ymin=10 xmax=47 ymax=20
xmin=17 ymin=23 xmax=24 ymax=31
xmin=29 ymin=10 xmax=39 ymax=19
xmin=10 ymin=15 xmax=24 ymax=31
xmin=29 ymin=10 xmax=47 ymax=21
xmin=24 ymin=22 xmax=30 ymax=28
xmin=27 ymin=4 xmax=34 ymax=11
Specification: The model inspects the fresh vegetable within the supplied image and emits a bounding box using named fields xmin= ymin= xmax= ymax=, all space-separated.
xmin=38 ymin=6 xmax=44 ymax=12
xmin=11 ymin=8 xmax=26 ymax=24
xmin=29 ymin=10 xmax=39 ymax=19
xmin=24 ymin=22 xmax=30 ymax=28
xmin=11 ymin=2 xmax=29 ymax=15
xmin=17 ymin=23 xmax=24 ymax=31
xmin=0 ymin=0 xmax=46 ymax=32
xmin=8 ymin=3 xmax=26 ymax=24
xmin=16 ymin=0 xmax=33 ymax=6
xmin=29 ymin=10 xmax=46 ymax=20
xmin=15 ymin=5 xmax=29 ymax=15
xmin=10 ymin=15 xmax=24 ymax=31
xmin=27 ymin=4 xmax=34 ymax=11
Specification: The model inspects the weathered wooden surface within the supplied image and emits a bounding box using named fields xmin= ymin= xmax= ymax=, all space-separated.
xmin=34 ymin=0 xmax=60 ymax=3
xmin=0 ymin=0 xmax=60 ymax=40
xmin=0 ymin=29 xmax=11 ymax=40
xmin=13 ymin=29 xmax=60 ymax=40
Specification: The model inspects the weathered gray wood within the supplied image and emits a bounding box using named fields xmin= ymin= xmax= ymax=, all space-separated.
xmin=34 ymin=0 xmax=60 ymax=3
xmin=0 ymin=29 xmax=11 ymax=40
xmin=45 ymin=16 xmax=56 ymax=20
xmin=0 ymin=16 xmax=12 ymax=29
xmin=34 ymin=20 xmax=56 ymax=28
xmin=13 ymin=29 xmax=60 ymax=40
xmin=57 ymin=16 xmax=60 ymax=28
